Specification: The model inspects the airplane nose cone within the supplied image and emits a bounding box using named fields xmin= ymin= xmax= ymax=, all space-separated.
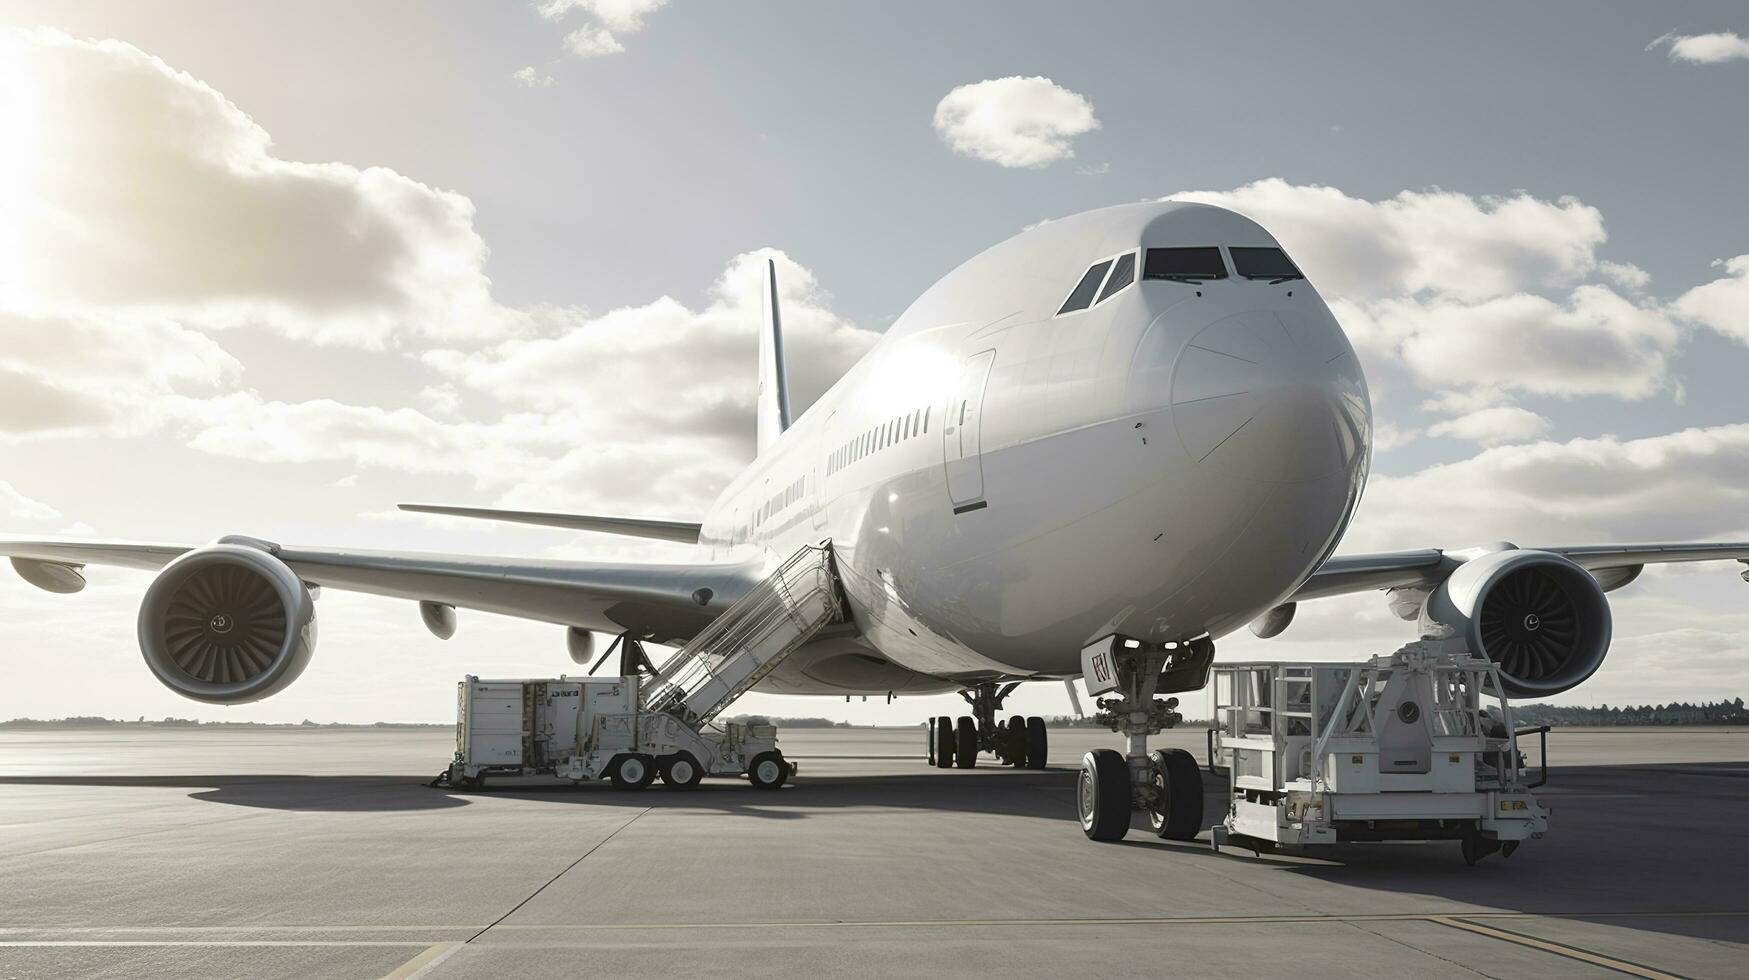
xmin=1169 ymin=310 xmax=1369 ymax=483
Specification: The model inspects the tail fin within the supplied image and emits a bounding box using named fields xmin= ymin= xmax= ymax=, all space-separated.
xmin=756 ymin=258 xmax=791 ymax=456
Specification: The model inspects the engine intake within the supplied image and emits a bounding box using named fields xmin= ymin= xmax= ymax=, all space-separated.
xmin=1420 ymin=549 xmax=1611 ymax=698
xmin=137 ymin=543 xmax=317 ymax=704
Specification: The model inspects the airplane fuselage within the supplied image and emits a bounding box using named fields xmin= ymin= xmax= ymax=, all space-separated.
xmin=699 ymin=202 xmax=1372 ymax=695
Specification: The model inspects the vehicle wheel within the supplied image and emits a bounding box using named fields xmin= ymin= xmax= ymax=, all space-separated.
xmin=955 ymin=716 xmax=978 ymax=769
xmin=748 ymin=751 xmax=789 ymax=790
xmin=608 ymin=753 xmax=655 ymax=790
xmin=1078 ymin=749 xmax=1130 ymax=841
xmin=462 ymin=774 xmax=485 ymax=791
xmin=660 ymin=752 xmax=703 ymax=790
xmin=1146 ymin=748 xmax=1203 ymax=840
xmin=1025 ymin=716 xmax=1048 ymax=769
xmin=926 ymin=719 xmax=936 ymax=766
xmin=935 ymin=715 xmax=955 ymax=768
xmin=1460 ymin=829 xmax=1501 ymax=866
xmin=993 ymin=716 xmax=1019 ymax=766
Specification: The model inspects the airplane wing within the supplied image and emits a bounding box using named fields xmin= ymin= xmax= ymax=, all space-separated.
xmin=1291 ymin=542 xmax=1749 ymax=602
xmin=396 ymin=504 xmax=703 ymax=544
xmin=0 ymin=536 xmax=752 ymax=643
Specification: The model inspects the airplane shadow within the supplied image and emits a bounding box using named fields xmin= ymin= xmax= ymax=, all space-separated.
xmin=4 ymin=762 xmax=1746 ymax=950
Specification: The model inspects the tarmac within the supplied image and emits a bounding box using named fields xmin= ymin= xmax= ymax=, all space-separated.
xmin=2 ymin=724 xmax=1747 ymax=979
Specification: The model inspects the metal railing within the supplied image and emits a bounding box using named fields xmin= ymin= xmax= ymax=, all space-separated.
xmin=642 ymin=543 xmax=842 ymax=726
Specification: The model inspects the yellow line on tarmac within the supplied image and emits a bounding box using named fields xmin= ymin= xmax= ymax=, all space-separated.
xmin=381 ymin=941 xmax=464 ymax=980
xmin=1429 ymin=917 xmax=1688 ymax=980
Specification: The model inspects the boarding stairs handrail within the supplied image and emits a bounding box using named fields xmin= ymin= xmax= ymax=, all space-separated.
xmin=642 ymin=543 xmax=844 ymax=726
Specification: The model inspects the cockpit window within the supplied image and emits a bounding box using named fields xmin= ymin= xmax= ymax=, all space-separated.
xmin=1096 ymin=252 xmax=1136 ymax=303
xmin=1230 ymin=246 xmax=1304 ymax=282
xmin=1143 ymin=247 xmax=1227 ymax=282
xmin=1057 ymin=259 xmax=1113 ymax=315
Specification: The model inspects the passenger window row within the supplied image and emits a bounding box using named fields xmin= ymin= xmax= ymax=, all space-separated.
xmin=1057 ymin=245 xmax=1301 ymax=315
xmin=826 ymin=406 xmax=932 ymax=476
xmin=754 ymin=475 xmax=806 ymax=529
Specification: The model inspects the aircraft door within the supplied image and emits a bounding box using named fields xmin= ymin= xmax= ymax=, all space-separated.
xmin=944 ymin=349 xmax=995 ymax=506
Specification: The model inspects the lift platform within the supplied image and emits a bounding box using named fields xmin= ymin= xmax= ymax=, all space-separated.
xmin=442 ymin=543 xmax=844 ymax=791
xmin=1207 ymin=637 xmax=1550 ymax=864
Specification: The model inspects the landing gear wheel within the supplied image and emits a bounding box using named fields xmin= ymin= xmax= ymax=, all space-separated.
xmin=1025 ymin=716 xmax=1048 ymax=769
xmin=934 ymin=715 xmax=955 ymax=768
xmin=1078 ymin=749 xmax=1130 ymax=841
xmin=1002 ymin=716 xmax=1026 ymax=766
xmin=1146 ymin=748 xmax=1203 ymax=840
xmin=608 ymin=754 xmax=655 ymax=791
xmin=660 ymin=752 xmax=703 ymax=790
xmin=955 ymin=716 xmax=978 ymax=769
xmin=748 ymin=751 xmax=789 ymax=790
xmin=926 ymin=719 xmax=937 ymax=766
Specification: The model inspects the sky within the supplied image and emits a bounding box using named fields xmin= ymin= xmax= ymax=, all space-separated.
xmin=1 ymin=1 xmax=1747 ymax=724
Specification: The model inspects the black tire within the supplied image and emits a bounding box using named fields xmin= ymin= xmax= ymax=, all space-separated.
xmin=1004 ymin=716 xmax=1027 ymax=766
xmin=926 ymin=719 xmax=936 ymax=766
xmin=955 ymin=716 xmax=978 ymax=769
xmin=462 ymin=774 xmax=485 ymax=791
xmin=660 ymin=752 xmax=704 ymax=790
xmin=608 ymin=753 xmax=655 ymax=791
xmin=1146 ymin=748 xmax=1203 ymax=840
xmin=1078 ymin=749 xmax=1130 ymax=841
xmin=1025 ymin=716 xmax=1048 ymax=769
xmin=935 ymin=715 xmax=955 ymax=768
xmin=748 ymin=751 xmax=789 ymax=790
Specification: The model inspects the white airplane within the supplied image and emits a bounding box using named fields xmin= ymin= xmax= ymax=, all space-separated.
xmin=6 ymin=201 xmax=1747 ymax=840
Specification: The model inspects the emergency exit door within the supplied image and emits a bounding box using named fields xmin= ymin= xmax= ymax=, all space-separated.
xmin=944 ymin=349 xmax=995 ymax=507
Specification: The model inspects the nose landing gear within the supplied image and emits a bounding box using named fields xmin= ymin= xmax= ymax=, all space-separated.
xmin=1076 ymin=634 xmax=1216 ymax=842
xmin=925 ymin=681 xmax=1049 ymax=769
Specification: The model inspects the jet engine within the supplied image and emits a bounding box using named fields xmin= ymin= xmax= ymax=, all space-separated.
xmin=137 ymin=542 xmax=317 ymax=704
xmin=1420 ymin=549 xmax=1611 ymax=698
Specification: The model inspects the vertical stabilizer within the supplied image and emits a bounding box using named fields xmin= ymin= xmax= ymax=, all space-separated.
xmin=756 ymin=258 xmax=792 ymax=455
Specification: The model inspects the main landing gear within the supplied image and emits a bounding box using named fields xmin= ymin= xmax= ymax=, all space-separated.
xmin=1076 ymin=635 xmax=1216 ymax=843
xmin=926 ymin=681 xmax=1048 ymax=770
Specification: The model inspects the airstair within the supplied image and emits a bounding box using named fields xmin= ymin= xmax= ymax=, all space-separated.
xmin=643 ymin=542 xmax=844 ymax=726
xmin=442 ymin=543 xmax=845 ymax=792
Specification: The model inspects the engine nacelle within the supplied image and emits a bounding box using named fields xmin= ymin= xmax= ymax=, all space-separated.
xmin=137 ymin=543 xmax=317 ymax=704
xmin=1420 ymin=549 xmax=1611 ymax=698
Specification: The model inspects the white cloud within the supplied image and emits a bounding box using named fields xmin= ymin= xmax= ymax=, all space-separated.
xmin=1673 ymin=255 xmax=1749 ymax=345
xmin=1174 ymin=180 xmax=1680 ymax=403
xmin=1177 ymin=179 xmax=1606 ymax=303
xmin=0 ymin=480 xmax=60 ymax=522
xmin=1344 ymin=423 xmax=1749 ymax=552
xmin=563 ymin=25 xmax=625 ymax=58
xmin=1390 ymin=286 xmax=1678 ymax=400
xmin=932 ymin=76 xmax=1099 ymax=168
xmin=1649 ymin=31 xmax=1749 ymax=64
xmin=0 ymin=29 xmax=506 ymax=349
xmin=512 ymin=66 xmax=554 ymax=87
xmin=0 ymin=308 xmax=240 ymax=436
xmin=424 ymin=248 xmax=879 ymax=453
xmin=1600 ymin=260 xmax=1651 ymax=292
xmin=536 ymin=0 xmax=666 ymax=60
xmin=538 ymin=0 xmax=665 ymax=32
xmin=1427 ymin=405 xmax=1551 ymax=447
xmin=1371 ymin=420 xmax=1419 ymax=452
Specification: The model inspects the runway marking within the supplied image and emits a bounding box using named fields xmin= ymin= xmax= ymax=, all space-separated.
xmin=1430 ymin=916 xmax=1689 ymax=980
xmin=382 ymin=941 xmax=463 ymax=979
